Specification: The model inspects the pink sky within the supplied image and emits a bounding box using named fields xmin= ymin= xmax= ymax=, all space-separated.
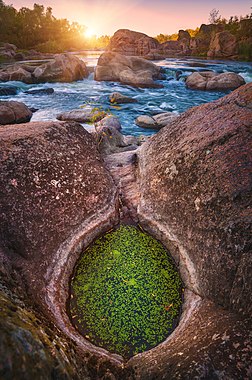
xmin=5 ymin=0 xmax=251 ymax=36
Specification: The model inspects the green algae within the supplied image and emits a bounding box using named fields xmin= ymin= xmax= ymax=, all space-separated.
xmin=69 ymin=225 xmax=183 ymax=359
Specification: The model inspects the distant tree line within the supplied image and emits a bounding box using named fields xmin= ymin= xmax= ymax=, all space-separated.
xmin=208 ymin=8 xmax=252 ymax=38
xmin=155 ymin=28 xmax=200 ymax=44
xmin=0 ymin=1 xmax=110 ymax=51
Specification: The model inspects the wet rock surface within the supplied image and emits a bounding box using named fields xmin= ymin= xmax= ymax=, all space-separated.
xmin=24 ymin=87 xmax=54 ymax=95
xmin=135 ymin=112 xmax=179 ymax=130
xmin=186 ymin=71 xmax=245 ymax=91
xmin=94 ymin=52 xmax=163 ymax=88
xmin=0 ymin=86 xmax=18 ymax=96
xmin=0 ymin=100 xmax=32 ymax=124
xmin=109 ymin=92 xmax=137 ymax=104
xmin=57 ymin=105 xmax=107 ymax=123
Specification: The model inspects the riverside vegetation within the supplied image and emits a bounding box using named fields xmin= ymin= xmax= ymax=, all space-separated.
xmin=70 ymin=225 xmax=183 ymax=359
xmin=0 ymin=0 xmax=109 ymax=55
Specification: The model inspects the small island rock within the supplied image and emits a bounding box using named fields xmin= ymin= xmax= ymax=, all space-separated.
xmin=95 ymin=52 xmax=163 ymax=88
xmin=186 ymin=71 xmax=245 ymax=91
xmin=136 ymin=112 xmax=179 ymax=129
xmin=109 ymin=92 xmax=137 ymax=104
xmin=57 ymin=105 xmax=107 ymax=123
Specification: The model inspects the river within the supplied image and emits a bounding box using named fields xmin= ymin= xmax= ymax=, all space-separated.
xmin=1 ymin=51 xmax=252 ymax=136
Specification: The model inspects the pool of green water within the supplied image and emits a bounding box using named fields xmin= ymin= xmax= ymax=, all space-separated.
xmin=69 ymin=225 xmax=183 ymax=359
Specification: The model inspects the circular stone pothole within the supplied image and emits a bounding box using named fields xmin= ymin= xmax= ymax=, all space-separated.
xmin=69 ymin=225 xmax=183 ymax=359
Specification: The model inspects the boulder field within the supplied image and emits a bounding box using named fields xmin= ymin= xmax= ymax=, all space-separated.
xmin=0 ymin=84 xmax=251 ymax=379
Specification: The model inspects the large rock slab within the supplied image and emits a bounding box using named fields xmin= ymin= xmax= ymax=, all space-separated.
xmin=108 ymin=29 xmax=159 ymax=56
xmin=208 ymin=31 xmax=238 ymax=58
xmin=138 ymin=83 xmax=252 ymax=317
xmin=0 ymin=121 xmax=116 ymax=289
xmin=189 ymin=23 xmax=224 ymax=55
xmin=0 ymin=120 xmax=131 ymax=379
xmin=186 ymin=71 xmax=245 ymax=91
xmin=0 ymin=101 xmax=32 ymax=125
xmin=94 ymin=52 xmax=163 ymax=88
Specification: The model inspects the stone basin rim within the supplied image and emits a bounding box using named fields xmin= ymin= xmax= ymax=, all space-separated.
xmin=42 ymin=191 xmax=199 ymax=364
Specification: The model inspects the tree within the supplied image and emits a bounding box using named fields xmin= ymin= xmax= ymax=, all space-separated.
xmin=209 ymin=8 xmax=221 ymax=24
xmin=155 ymin=33 xmax=178 ymax=43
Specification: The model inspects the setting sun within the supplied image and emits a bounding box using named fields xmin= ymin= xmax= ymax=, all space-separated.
xmin=84 ymin=28 xmax=96 ymax=38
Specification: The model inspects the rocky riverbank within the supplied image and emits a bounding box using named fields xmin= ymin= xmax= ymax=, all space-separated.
xmin=0 ymin=53 xmax=88 ymax=84
xmin=108 ymin=22 xmax=252 ymax=61
xmin=0 ymin=83 xmax=251 ymax=379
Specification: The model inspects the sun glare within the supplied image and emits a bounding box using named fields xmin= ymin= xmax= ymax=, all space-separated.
xmin=84 ymin=28 xmax=96 ymax=38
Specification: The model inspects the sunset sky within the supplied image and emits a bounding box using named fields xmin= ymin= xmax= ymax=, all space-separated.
xmin=5 ymin=0 xmax=252 ymax=37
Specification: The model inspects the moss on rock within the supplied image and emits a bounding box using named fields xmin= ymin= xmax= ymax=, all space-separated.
xmin=70 ymin=225 xmax=183 ymax=359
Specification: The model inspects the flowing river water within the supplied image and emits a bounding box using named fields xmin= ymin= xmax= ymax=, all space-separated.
xmin=1 ymin=51 xmax=252 ymax=136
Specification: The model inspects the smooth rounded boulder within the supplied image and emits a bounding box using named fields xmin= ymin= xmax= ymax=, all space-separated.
xmin=138 ymin=83 xmax=252 ymax=316
xmin=0 ymin=120 xmax=116 ymax=288
xmin=186 ymin=71 xmax=245 ymax=91
xmin=57 ymin=105 xmax=107 ymax=123
xmin=0 ymin=101 xmax=32 ymax=125
xmin=109 ymin=92 xmax=137 ymax=104
xmin=94 ymin=52 xmax=163 ymax=88
xmin=0 ymin=120 xmax=119 ymax=379
xmin=132 ymin=82 xmax=252 ymax=380
xmin=33 ymin=53 xmax=88 ymax=83
xmin=108 ymin=29 xmax=159 ymax=56
xmin=136 ymin=112 xmax=179 ymax=130
xmin=95 ymin=115 xmax=122 ymax=131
